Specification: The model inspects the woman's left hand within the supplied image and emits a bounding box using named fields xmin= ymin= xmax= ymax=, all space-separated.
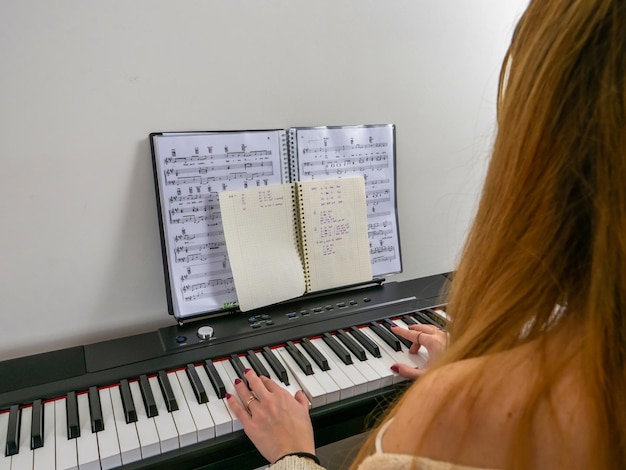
xmin=227 ymin=368 xmax=315 ymax=464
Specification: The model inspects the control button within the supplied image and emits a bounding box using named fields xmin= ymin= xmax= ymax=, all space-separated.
xmin=363 ymin=297 xmax=372 ymax=302
xmin=300 ymin=310 xmax=310 ymax=316
xmin=349 ymin=300 xmax=358 ymax=306
xmin=251 ymin=323 xmax=262 ymax=328
xmin=197 ymin=326 xmax=214 ymax=340
xmin=325 ymin=305 xmax=334 ymax=311
xmin=337 ymin=302 xmax=346 ymax=308
xmin=266 ymin=320 xmax=274 ymax=326
xmin=261 ymin=314 xmax=270 ymax=320
xmin=287 ymin=312 xmax=297 ymax=319
xmin=176 ymin=335 xmax=187 ymax=344
xmin=248 ymin=317 xmax=257 ymax=324
xmin=313 ymin=307 xmax=323 ymax=313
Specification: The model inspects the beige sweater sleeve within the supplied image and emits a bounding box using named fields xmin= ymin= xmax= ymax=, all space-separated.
xmin=268 ymin=455 xmax=326 ymax=470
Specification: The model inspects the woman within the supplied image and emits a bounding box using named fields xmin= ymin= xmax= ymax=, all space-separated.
xmin=228 ymin=0 xmax=626 ymax=467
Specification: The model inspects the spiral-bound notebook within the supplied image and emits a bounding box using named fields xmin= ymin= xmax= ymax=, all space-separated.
xmin=219 ymin=177 xmax=372 ymax=311
xmin=150 ymin=124 xmax=400 ymax=320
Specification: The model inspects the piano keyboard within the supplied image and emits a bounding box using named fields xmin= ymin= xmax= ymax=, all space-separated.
xmin=0 ymin=274 xmax=450 ymax=470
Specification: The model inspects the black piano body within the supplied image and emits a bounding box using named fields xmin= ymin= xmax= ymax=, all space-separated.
xmin=0 ymin=273 xmax=450 ymax=469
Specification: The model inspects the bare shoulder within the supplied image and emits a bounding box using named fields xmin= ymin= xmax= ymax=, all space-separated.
xmin=382 ymin=342 xmax=591 ymax=468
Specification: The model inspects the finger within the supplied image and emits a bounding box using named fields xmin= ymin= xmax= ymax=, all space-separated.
xmin=294 ymin=389 xmax=311 ymax=410
xmin=258 ymin=374 xmax=284 ymax=393
xmin=390 ymin=324 xmax=420 ymax=342
xmin=244 ymin=368 xmax=271 ymax=400
xmin=233 ymin=377 xmax=252 ymax=401
xmin=406 ymin=323 xmax=439 ymax=334
xmin=391 ymin=363 xmax=424 ymax=380
xmin=225 ymin=392 xmax=253 ymax=427
xmin=390 ymin=325 xmax=425 ymax=353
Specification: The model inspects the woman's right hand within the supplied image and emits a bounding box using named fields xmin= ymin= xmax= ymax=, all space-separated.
xmin=390 ymin=324 xmax=448 ymax=380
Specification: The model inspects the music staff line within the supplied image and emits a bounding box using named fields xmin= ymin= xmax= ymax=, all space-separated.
xmin=181 ymin=277 xmax=234 ymax=293
xmin=166 ymin=171 xmax=275 ymax=186
xmin=301 ymin=142 xmax=389 ymax=154
xmin=174 ymin=229 xmax=224 ymax=242
xmin=164 ymin=149 xmax=273 ymax=165
xmin=165 ymin=161 xmax=273 ymax=177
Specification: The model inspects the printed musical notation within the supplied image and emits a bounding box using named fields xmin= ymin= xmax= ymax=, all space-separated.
xmin=293 ymin=125 xmax=400 ymax=277
xmin=152 ymin=130 xmax=286 ymax=319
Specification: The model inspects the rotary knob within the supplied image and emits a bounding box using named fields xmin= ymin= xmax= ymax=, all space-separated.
xmin=197 ymin=325 xmax=214 ymax=340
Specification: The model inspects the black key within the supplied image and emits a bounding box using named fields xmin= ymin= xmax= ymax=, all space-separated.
xmin=229 ymin=354 xmax=248 ymax=385
xmin=423 ymin=308 xmax=447 ymax=328
xmin=414 ymin=310 xmax=436 ymax=325
xmin=401 ymin=314 xmax=419 ymax=325
xmin=285 ymin=341 xmax=313 ymax=375
xmin=186 ymin=364 xmax=208 ymax=404
xmin=336 ymin=329 xmax=366 ymax=361
xmin=88 ymin=386 xmax=104 ymax=432
xmin=204 ymin=360 xmax=226 ymax=399
xmin=370 ymin=321 xmax=401 ymax=351
xmin=30 ymin=399 xmax=44 ymax=449
xmin=66 ymin=391 xmax=80 ymax=439
xmin=349 ymin=327 xmax=381 ymax=358
xmin=5 ymin=404 xmax=20 ymax=456
xmin=322 ymin=332 xmax=352 ymax=365
xmin=300 ymin=338 xmax=329 ymax=371
xmin=262 ymin=347 xmax=289 ymax=385
xmin=382 ymin=319 xmax=413 ymax=349
xmin=119 ymin=379 xmax=137 ymax=424
xmin=139 ymin=375 xmax=158 ymax=418
xmin=158 ymin=370 xmax=179 ymax=412
xmin=246 ymin=350 xmax=270 ymax=378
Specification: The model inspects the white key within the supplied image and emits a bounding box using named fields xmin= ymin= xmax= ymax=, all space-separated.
xmin=148 ymin=376 xmax=179 ymax=453
xmin=322 ymin=335 xmax=384 ymax=392
xmin=347 ymin=332 xmax=395 ymax=388
xmin=109 ymin=385 xmax=141 ymax=465
xmin=312 ymin=338 xmax=369 ymax=396
xmin=166 ymin=371 xmax=198 ymax=447
xmin=75 ymin=393 xmax=101 ymax=470
xmin=55 ymin=398 xmax=79 ymax=470
xmin=360 ymin=328 xmax=409 ymax=384
xmin=96 ymin=388 xmax=122 ymax=470
xmin=0 ymin=411 xmax=11 ymax=470
xmin=33 ymin=402 xmax=56 ymax=470
xmin=194 ymin=365 xmax=233 ymax=437
xmin=293 ymin=342 xmax=343 ymax=403
xmin=10 ymin=406 xmax=33 ymax=470
xmin=276 ymin=347 xmax=326 ymax=408
xmin=214 ymin=360 xmax=243 ymax=431
xmin=175 ymin=370 xmax=215 ymax=441
xmin=129 ymin=381 xmax=161 ymax=459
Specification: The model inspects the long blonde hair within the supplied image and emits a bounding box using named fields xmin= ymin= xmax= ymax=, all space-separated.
xmin=352 ymin=0 xmax=626 ymax=467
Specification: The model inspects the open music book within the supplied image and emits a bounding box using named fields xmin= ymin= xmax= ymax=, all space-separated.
xmin=219 ymin=177 xmax=372 ymax=311
xmin=150 ymin=124 xmax=400 ymax=320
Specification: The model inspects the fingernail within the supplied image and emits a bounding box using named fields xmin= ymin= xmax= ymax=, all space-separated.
xmin=244 ymin=368 xmax=252 ymax=374
xmin=234 ymin=378 xmax=242 ymax=385
xmin=390 ymin=365 xmax=399 ymax=373
xmin=225 ymin=393 xmax=232 ymax=399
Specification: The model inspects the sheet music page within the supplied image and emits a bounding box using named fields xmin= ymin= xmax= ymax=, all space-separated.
xmin=219 ymin=184 xmax=306 ymax=312
xmin=298 ymin=176 xmax=372 ymax=292
xmin=292 ymin=124 xmax=401 ymax=277
xmin=152 ymin=130 xmax=287 ymax=319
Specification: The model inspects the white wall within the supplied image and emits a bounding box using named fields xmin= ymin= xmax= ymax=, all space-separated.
xmin=0 ymin=0 xmax=527 ymax=361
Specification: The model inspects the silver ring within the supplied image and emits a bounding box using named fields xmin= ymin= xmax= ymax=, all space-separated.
xmin=416 ymin=331 xmax=423 ymax=345
xmin=245 ymin=395 xmax=258 ymax=412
